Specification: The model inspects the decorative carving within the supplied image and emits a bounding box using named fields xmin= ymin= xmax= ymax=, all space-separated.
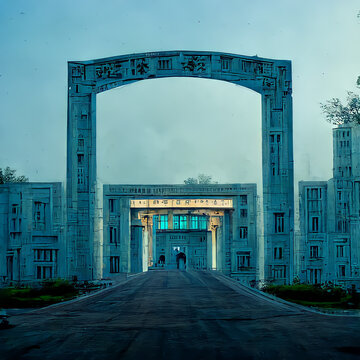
xmin=136 ymin=59 xmax=149 ymax=75
xmin=71 ymin=65 xmax=85 ymax=81
xmin=95 ymin=61 xmax=123 ymax=79
xmin=262 ymin=77 xmax=275 ymax=89
xmin=182 ymin=56 xmax=206 ymax=73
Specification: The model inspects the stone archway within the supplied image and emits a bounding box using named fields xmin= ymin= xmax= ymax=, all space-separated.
xmin=66 ymin=51 xmax=294 ymax=282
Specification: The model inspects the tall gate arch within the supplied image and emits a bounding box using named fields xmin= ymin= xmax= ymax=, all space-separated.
xmin=66 ymin=51 xmax=294 ymax=282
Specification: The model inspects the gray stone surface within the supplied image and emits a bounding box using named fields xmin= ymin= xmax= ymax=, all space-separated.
xmin=67 ymin=51 xmax=294 ymax=283
xmin=298 ymin=123 xmax=360 ymax=287
xmin=0 ymin=271 xmax=358 ymax=359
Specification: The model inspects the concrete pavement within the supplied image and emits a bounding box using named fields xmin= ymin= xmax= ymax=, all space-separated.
xmin=0 ymin=270 xmax=359 ymax=359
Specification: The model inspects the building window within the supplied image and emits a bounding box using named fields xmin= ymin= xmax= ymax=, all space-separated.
xmin=109 ymin=226 xmax=118 ymax=243
xmin=237 ymin=252 xmax=250 ymax=270
xmin=338 ymin=265 xmax=346 ymax=278
xmin=179 ymin=215 xmax=187 ymax=229
xmin=77 ymin=154 xmax=84 ymax=164
xmin=37 ymin=266 xmax=53 ymax=279
xmin=190 ymin=216 xmax=199 ymax=229
xmin=34 ymin=202 xmax=46 ymax=230
xmin=337 ymin=220 xmax=349 ymax=233
xmin=309 ymin=269 xmax=321 ymax=284
xmin=6 ymin=256 xmax=13 ymax=280
xmin=240 ymin=195 xmax=247 ymax=205
xmin=78 ymin=137 xmax=84 ymax=150
xmin=240 ymin=209 xmax=248 ymax=218
xmin=337 ymin=191 xmax=342 ymax=201
xmin=311 ymin=217 xmax=319 ymax=233
xmin=110 ymin=256 xmax=120 ymax=273
xmin=11 ymin=204 xmax=19 ymax=215
xmin=109 ymin=199 xmax=115 ymax=213
xmin=34 ymin=249 xmax=57 ymax=262
xmin=274 ymin=213 xmax=284 ymax=233
xmin=159 ymin=215 xmax=168 ymax=229
xmin=307 ymin=188 xmax=322 ymax=200
xmin=239 ymin=226 xmax=248 ymax=239
xmin=310 ymin=246 xmax=319 ymax=258
xmin=272 ymin=265 xmax=286 ymax=279
xmin=77 ymin=167 xmax=85 ymax=185
xmin=199 ymin=217 xmax=207 ymax=230
xmin=173 ymin=215 xmax=180 ymax=229
xmin=274 ymin=247 xmax=283 ymax=260
xmin=336 ymin=245 xmax=344 ymax=258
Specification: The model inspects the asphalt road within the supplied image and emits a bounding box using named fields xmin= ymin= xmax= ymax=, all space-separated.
xmin=0 ymin=270 xmax=359 ymax=360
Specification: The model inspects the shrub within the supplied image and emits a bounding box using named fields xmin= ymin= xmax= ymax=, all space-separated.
xmin=263 ymin=284 xmax=347 ymax=302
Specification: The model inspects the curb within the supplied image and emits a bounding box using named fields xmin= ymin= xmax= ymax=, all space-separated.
xmin=210 ymin=271 xmax=360 ymax=318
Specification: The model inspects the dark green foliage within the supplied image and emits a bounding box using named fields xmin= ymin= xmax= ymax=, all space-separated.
xmin=0 ymin=166 xmax=28 ymax=184
xmin=320 ymin=92 xmax=360 ymax=125
xmin=0 ymin=279 xmax=78 ymax=308
xmin=263 ymin=283 xmax=349 ymax=304
xmin=184 ymin=174 xmax=218 ymax=185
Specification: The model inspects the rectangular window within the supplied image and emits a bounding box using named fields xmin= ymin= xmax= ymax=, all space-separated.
xmin=274 ymin=247 xmax=283 ymax=260
xmin=6 ymin=256 xmax=13 ymax=280
xmin=109 ymin=226 xmax=118 ymax=243
xmin=173 ymin=215 xmax=180 ymax=229
xmin=336 ymin=245 xmax=344 ymax=258
xmin=240 ymin=195 xmax=247 ymax=205
xmin=273 ymin=265 xmax=286 ymax=279
xmin=190 ymin=216 xmax=199 ymax=230
xmin=110 ymin=256 xmax=120 ymax=273
xmin=237 ymin=252 xmax=250 ymax=270
xmin=34 ymin=249 xmax=57 ymax=262
xmin=274 ymin=213 xmax=284 ymax=233
xmin=77 ymin=154 xmax=84 ymax=164
xmin=179 ymin=215 xmax=187 ymax=229
xmin=77 ymin=167 xmax=85 ymax=185
xmin=311 ymin=217 xmax=319 ymax=233
xmin=159 ymin=215 xmax=168 ymax=230
xmin=239 ymin=226 xmax=248 ymax=239
xmin=37 ymin=266 xmax=53 ymax=279
xmin=78 ymin=138 xmax=84 ymax=149
xmin=109 ymin=199 xmax=115 ymax=213
xmin=337 ymin=191 xmax=342 ymax=201
xmin=34 ymin=202 xmax=46 ymax=230
xmin=310 ymin=246 xmax=319 ymax=258
xmin=339 ymin=265 xmax=346 ymax=277
xmin=309 ymin=269 xmax=321 ymax=284
xmin=240 ymin=209 xmax=248 ymax=218
xmin=199 ymin=216 xmax=207 ymax=230
xmin=11 ymin=204 xmax=19 ymax=215
xmin=337 ymin=220 xmax=349 ymax=233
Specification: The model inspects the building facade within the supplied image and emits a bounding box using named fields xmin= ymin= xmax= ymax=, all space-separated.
xmin=0 ymin=182 xmax=261 ymax=285
xmin=0 ymin=183 xmax=65 ymax=284
xmin=299 ymin=123 xmax=360 ymax=287
xmin=102 ymin=184 xmax=258 ymax=284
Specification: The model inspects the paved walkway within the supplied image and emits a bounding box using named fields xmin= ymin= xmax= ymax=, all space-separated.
xmin=0 ymin=270 xmax=359 ymax=359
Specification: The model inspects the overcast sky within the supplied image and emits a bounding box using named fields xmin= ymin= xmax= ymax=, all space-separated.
xmin=0 ymin=1 xmax=359 ymax=191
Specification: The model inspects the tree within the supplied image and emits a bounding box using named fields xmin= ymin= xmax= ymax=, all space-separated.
xmin=320 ymin=78 xmax=360 ymax=125
xmin=0 ymin=167 xmax=28 ymax=184
xmin=184 ymin=173 xmax=218 ymax=185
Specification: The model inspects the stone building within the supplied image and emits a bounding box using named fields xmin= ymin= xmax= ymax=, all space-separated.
xmin=299 ymin=123 xmax=360 ymax=287
xmin=0 ymin=183 xmax=65 ymax=284
xmin=102 ymin=184 xmax=258 ymax=284
xmin=0 ymin=182 xmax=260 ymax=285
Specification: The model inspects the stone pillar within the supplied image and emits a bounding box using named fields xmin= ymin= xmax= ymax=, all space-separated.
xmin=207 ymin=231 xmax=213 ymax=270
